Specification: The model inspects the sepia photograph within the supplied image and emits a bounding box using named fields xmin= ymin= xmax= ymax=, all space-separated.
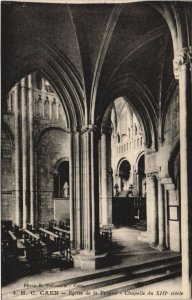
xmin=1 ymin=0 xmax=192 ymax=299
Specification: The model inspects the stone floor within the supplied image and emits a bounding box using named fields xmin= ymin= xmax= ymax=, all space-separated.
xmin=2 ymin=227 xmax=181 ymax=299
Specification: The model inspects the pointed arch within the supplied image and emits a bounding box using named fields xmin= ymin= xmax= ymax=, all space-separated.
xmin=2 ymin=41 xmax=85 ymax=130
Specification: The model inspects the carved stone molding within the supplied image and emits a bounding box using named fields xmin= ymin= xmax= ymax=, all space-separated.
xmin=81 ymin=124 xmax=98 ymax=134
xmin=173 ymin=46 xmax=192 ymax=79
xmin=70 ymin=127 xmax=81 ymax=134
xmin=101 ymin=125 xmax=112 ymax=136
xmin=146 ymin=172 xmax=158 ymax=181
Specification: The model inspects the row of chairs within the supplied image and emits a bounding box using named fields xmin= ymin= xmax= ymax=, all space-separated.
xmin=23 ymin=223 xmax=72 ymax=272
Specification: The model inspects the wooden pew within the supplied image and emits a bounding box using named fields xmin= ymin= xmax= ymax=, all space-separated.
xmin=23 ymin=229 xmax=46 ymax=271
xmin=37 ymin=222 xmax=45 ymax=229
xmin=8 ymin=230 xmax=17 ymax=247
xmin=1 ymin=230 xmax=18 ymax=273
xmin=48 ymin=220 xmax=57 ymax=231
xmin=5 ymin=231 xmax=17 ymax=256
xmin=59 ymin=221 xmax=70 ymax=232
xmin=13 ymin=224 xmax=23 ymax=238
xmin=23 ymin=229 xmax=40 ymax=243
xmin=39 ymin=227 xmax=73 ymax=271
xmin=39 ymin=228 xmax=60 ymax=251
xmin=52 ymin=226 xmax=70 ymax=240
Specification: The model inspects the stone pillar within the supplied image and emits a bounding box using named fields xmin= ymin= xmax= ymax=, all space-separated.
xmin=72 ymin=129 xmax=81 ymax=250
xmin=21 ymin=77 xmax=28 ymax=228
xmin=28 ymin=74 xmax=34 ymax=226
xmin=136 ymin=172 xmax=140 ymax=195
xmin=49 ymin=101 xmax=52 ymax=119
xmin=56 ymin=103 xmax=59 ymax=120
xmin=14 ymin=83 xmax=21 ymax=225
xmin=34 ymin=149 xmax=38 ymax=224
xmin=73 ymin=125 xmax=107 ymax=270
xmin=69 ymin=131 xmax=74 ymax=247
xmin=82 ymin=125 xmax=100 ymax=253
xmin=157 ymin=177 xmax=166 ymax=250
xmin=174 ymin=47 xmax=192 ymax=298
xmin=8 ymin=92 xmax=12 ymax=111
xmin=146 ymin=173 xmax=158 ymax=246
xmin=100 ymin=126 xmax=113 ymax=228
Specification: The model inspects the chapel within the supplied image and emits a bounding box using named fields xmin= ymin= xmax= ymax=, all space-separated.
xmin=1 ymin=1 xmax=192 ymax=298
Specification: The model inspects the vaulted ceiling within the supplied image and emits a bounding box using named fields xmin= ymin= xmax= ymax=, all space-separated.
xmin=2 ymin=2 xmax=190 ymax=132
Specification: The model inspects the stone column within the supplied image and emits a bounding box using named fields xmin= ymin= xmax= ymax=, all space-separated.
xmin=72 ymin=129 xmax=81 ymax=250
xmin=21 ymin=77 xmax=28 ymax=228
xmin=8 ymin=92 xmax=12 ymax=111
xmin=174 ymin=47 xmax=192 ymax=298
xmin=56 ymin=103 xmax=59 ymax=120
xmin=82 ymin=125 xmax=100 ymax=253
xmin=49 ymin=101 xmax=52 ymax=119
xmin=69 ymin=131 xmax=74 ymax=247
xmin=28 ymin=74 xmax=34 ymax=226
xmin=157 ymin=176 xmax=166 ymax=250
xmin=146 ymin=173 xmax=158 ymax=246
xmin=34 ymin=149 xmax=38 ymax=224
xmin=14 ymin=83 xmax=21 ymax=225
xmin=136 ymin=172 xmax=140 ymax=195
xmin=73 ymin=125 xmax=107 ymax=270
xmin=100 ymin=126 xmax=113 ymax=228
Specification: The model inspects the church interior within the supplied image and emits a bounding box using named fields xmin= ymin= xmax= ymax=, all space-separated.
xmin=1 ymin=1 xmax=192 ymax=299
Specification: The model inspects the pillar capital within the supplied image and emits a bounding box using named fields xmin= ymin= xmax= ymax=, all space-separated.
xmin=173 ymin=46 xmax=192 ymax=79
xmin=81 ymin=124 xmax=98 ymax=134
xmin=146 ymin=172 xmax=158 ymax=181
xmin=101 ymin=125 xmax=112 ymax=136
xmin=69 ymin=127 xmax=82 ymax=138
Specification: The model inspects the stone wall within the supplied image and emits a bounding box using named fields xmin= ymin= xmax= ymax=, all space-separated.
xmin=37 ymin=129 xmax=70 ymax=223
xmin=1 ymin=129 xmax=14 ymax=220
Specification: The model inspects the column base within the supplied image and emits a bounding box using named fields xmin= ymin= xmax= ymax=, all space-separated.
xmin=100 ymin=223 xmax=114 ymax=230
xmin=149 ymin=242 xmax=158 ymax=249
xmin=71 ymin=248 xmax=80 ymax=255
xmin=73 ymin=250 xmax=109 ymax=270
xmin=156 ymin=244 xmax=168 ymax=251
xmin=137 ymin=231 xmax=148 ymax=242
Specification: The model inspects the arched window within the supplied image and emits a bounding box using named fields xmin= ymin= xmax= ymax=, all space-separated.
xmin=44 ymin=98 xmax=50 ymax=118
xmin=58 ymin=103 xmax=63 ymax=120
xmin=36 ymin=72 xmax=42 ymax=90
xmin=119 ymin=160 xmax=131 ymax=191
xmin=45 ymin=80 xmax=54 ymax=93
xmin=52 ymin=98 xmax=57 ymax=119
xmin=134 ymin=124 xmax=137 ymax=136
xmin=54 ymin=161 xmax=69 ymax=198
xmin=117 ymin=133 xmax=120 ymax=143
xmin=36 ymin=95 xmax=43 ymax=115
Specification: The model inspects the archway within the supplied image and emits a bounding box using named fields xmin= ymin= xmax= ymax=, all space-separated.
xmin=53 ymin=159 xmax=70 ymax=224
xmin=54 ymin=160 xmax=70 ymax=199
xmin=118 ymin=159 xmax=131 ymax=192
xmin=136 ymin=153 xmax=146 ymax=197
xmin=100 ymin=97 xmax=147 ymax=231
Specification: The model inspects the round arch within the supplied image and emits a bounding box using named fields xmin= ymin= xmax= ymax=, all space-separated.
xmin=36 ymin=126 xmax=69 ymax=147
xmin=135 ymin=151 xmax=145 ymax=173
xmin=116 ymin=157 xmax=131 ymax=177
xmin=52 ymin=157 xmax=70 ymax=174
